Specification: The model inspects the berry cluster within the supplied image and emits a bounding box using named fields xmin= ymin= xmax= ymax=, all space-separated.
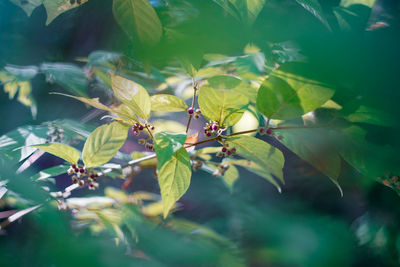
xmin=192 ymin=160 xmax=203 ymax=171
xmin=217 ymin=143 xmax=236 ymax=158
xmin=213 ymin=164 xmax=230 ymax=176
xmin=203 ymin=121 xmax=225 ymax=137
xmin=258 ymin=127 xmax=273 ymax=136
xmin=138 ymin=138 xmax=154 ymax=151
xmin=131 ymin=122 xmax=154 ymax=136
xmin=46 ymin=125 xmax=64 ymax=143
xmin=187 ymin=108 xmax=201 ymax=119
xmin=67 ymin=164 xmax=99 ymax=190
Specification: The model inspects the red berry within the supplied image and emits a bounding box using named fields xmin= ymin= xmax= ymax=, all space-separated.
xmin=266 ymin=128 xmax=273 ymax=135
xmin=222 ymin=147 xmax=227 ymax=152
xmin=227 ymin=150 xmax=232 ymax=156
xmin=79 ymin=168 xmax=85 ymax=173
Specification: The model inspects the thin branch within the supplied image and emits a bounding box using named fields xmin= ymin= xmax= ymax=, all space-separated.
xmin=185 ymin=78 xmax=198 ymax=133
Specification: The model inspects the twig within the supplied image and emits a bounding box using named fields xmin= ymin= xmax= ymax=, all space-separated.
xmin=185 ymin=78 xmax=198 ymax=133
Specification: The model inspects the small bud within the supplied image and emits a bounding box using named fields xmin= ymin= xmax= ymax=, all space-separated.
xmin=133 ymin=130 xmax=139 ymax=136
xmin=195 ymin=109 xmax=201 ymax=114
xmin=217 ymin=152 xmax=223 ymax=157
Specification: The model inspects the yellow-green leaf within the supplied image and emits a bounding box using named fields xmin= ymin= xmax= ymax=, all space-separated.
xmin=198 ymin=86 xmax=248 ymax=126
xmin=33 ymin=143 xmax=80 ymax=165
xmin=113 ymin=0 xmax=162 ymax=45
xmin=150 ymin=94 xmax=188 ymax=112
xmin=158 ymin=148 xmax=191 ymax=218
xmin=82 ymin=122 xmax=129 ymax=167
xmin=111 ymin=74 xmax=151 ymax=120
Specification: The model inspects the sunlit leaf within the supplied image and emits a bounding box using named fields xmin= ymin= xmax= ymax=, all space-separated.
xmin=256 ymin=70 xmax=334 ymax=120
xmin=113 ymin=0 xmax=162 ymax=45
xmin=154 ymin=132 xmax=187 ymax=168
xmin=198 ymin=86 xmax=248 ymax=126
xmin=111 ymin=74 xmax=151 ymax=119
xmin=227 ymin=135 xmax=284 ymax=183
xmin=150 ymin=94 xmax=188 ymax=112
xmin=82 ymin=122 xmax=129 ymax=167
xmin=345 ymin=105 xmax=395 ymax=127
xmin=151 ymin=120 xmax=186 ymax=134
xmin=340 ymin=0 xmax=376 ymax=8
xmin=294 ymin=0 xmax=330 ymax=30
xmin=34 ymin=143 xmax=80 ymax=165
xmin=158 ymin=148 xmax=191 ymax=218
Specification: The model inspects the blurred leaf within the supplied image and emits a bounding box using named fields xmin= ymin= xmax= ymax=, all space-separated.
xmin=227 ymin=135 xmax=284 ymax=183
xmin=294 ymin=0 xmax=331 ymax=29
xmin=30 ymin=164 xmax=70 ymax=182
xmin=113 ymin=0 xmax=162 ymax=45
xmin=158 ymin=148 xmax=191 ymax=218
xmin=82 ymin=122 xmax=129 ymax=167
xmin=221 ymin=164 xmax=239 ymax=192
xmin=151 ymin=120 xmax=186 ymax=134
xmin=256 ymin=70 xmax=334 ymax=120
xmin=41 ymin=63 xmax=88 ymax=97
xmin=208 ymin=75 xmax=258 ymax=102
xmin=214 ymin=0 xmax=266 ymax=25
xmin=111 ymin=74 xmax=151 ymax=120
xmin=345 ymin=105 xmax=395 ymax=127
xmin=154 ymin=132 xmax=187 ymax=168
xmin=43 ymin=0 xmax=89 ymax=25
xmin=4 ymin=65 xmax=38 ymax=80
xmin=198 ymin=86 xmax=248 ymax=126
xmin=33 ymin=143 xmax=80 ymax=165
xmin=275 ymin=128 xmax=343 ymax=195
xmin=150 ymin=94 xmax=188 ymax=112
xmin=87 ymin=50 xmax=121 ymax=66
xmin=340 ymin=0 xmax=376 ymax=8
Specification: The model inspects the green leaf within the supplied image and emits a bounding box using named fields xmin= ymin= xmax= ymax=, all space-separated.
xmin=256 ymin=70 xmax=334 ymax=120
xmin=151 ymin=120 xmax=186 ymax=134
xmin=33 ymin=143 xmax=80 ymax=165
xmin=158 ymin=148 xmax=191 ymax=218
xmin=43 ymin=0 xmax=89 ymax=25
xmin=345 ymin=105 xmax=395 ymax=127
xmin=214 ymin=0 xmax=266 ymax=25
xmin=30 ymin=164 xmax=70 ymax=181
xmin=82 ymin=122 xmax=129 ymax=167
xmin=294 ymin=0 xmax=331 ymax=30
xmin=227 ymin=135 xmax=284 ymax=183
xmin=198 ymin=86 xmax=249 ymax=126
xmin=41 ymin=63 xmax=88 ymax=97
xmin=51 ymin=93 xmax=111 ymax=112
xmin=9 ymin=0 xmax=42 ymax=17
xmin=154 ymin=132 xmax=187 ymax=168
xmin=113 ymin=0 xmax=162 ymax=46
xmin=222 ymin=164 xmax=239 ymax=192
xmin=274 ymin=128 xmax=342 ymax=195
xmin=111 ymin=74 xmax=151 ymax=120
xmin=150 ymin=94 xmax=188 ymax=112
xmin=208 ymin=75 xmax=258 ymax=102
xmin=340 ymin=0 xmax=376 ymax=8
xmin=87 ymin=51 xmax=122 ymax=66
xmin=4 ymin=65 xmax=38 ymax=81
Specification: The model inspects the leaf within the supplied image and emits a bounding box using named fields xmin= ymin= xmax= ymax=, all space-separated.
xmin=158 ymin=148 xmax=191 ymax=218
xmin=87 ymin=51 xmax=122 ymax=66
xmin=4 ymin=65 xmax=39 ymax=81
xmin=33 ymin=143 xmax=80 ymax=165
xmin=82 ymin=122 xmax=129 ymax=167
xmin=51 ymin=92 xmax=111 ymax=112
xmin=227 ymin=135 xmax=284 ymax=183
xmin=43 ymin=0 xmax=89 ymax=25
xmin=232 ymin=110 xmax=259 ymax=136
xmin=256 ymin=70 xmax=334 ymax=120
xmin=345 ymin=105 xmax=395 ymax=127
xmin=221 ymin=164 xmax=239 ymax=192
xmin=294 ymin=0 xmax=331 ymax=30
xmin=151 ymin=120 xmax=186 ymax=134
xmin=198 ymin=86 xmax=249 ymax=126
xmin=150 ymin=94 xmax=188 ymax=112
xmin=274 ymin=128 xmax=342 ymax=194
xmin=41 ymin=63 xmax=88 ymax=97
xmin=113 ymin=0 xmax=162 ymax=45
xmin=154 ymin=132 xmax=187 ymax=168
xmin=340 ymin=0 xmax=376 ymax=8
xmin=111 ymin=74 xmax=151 ymax=119
xmin=30 ymin=164 xmax=70 ymax=181
xmin=9 ymin=0 xmax=42 ymax=17
xmin=214 ymin=0 xmax=266 ymax=25
xmin=208 ymin=75 xmax=258 ymax=103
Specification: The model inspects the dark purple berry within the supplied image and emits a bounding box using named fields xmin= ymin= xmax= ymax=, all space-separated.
xmin=188 ymin=108 xmax=194 ymax=115
xmin=227 ymin=150 xmax=232 ymax=156
xmin=79 ymin=168 xmax=85 ymax=173
xmin=231 ymin=148 xmax=236 ymax=153
xmin=71 ymin=164 xmax=76 ymax=169
xmin=150 ymin=126 xmax=155 ymax=130
xmin=90 ymin=174 xmax=95 ymax=179
xmin=222 ymin=147 xmax=227 ymax=152
xmin=206 ymin=132 xmax=212 ymax=137
xmin=74 ymin=168 xmax=79 ymax=173
xmin=258 ymin=128 xmax=265 ymax=134
xmin=266 ymin=128 xmax=273 ymax=135
xmin=138 ymin=125 xmax=144 ymax=131
xmin=212 ymin=125 xmax=218 ymax=131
